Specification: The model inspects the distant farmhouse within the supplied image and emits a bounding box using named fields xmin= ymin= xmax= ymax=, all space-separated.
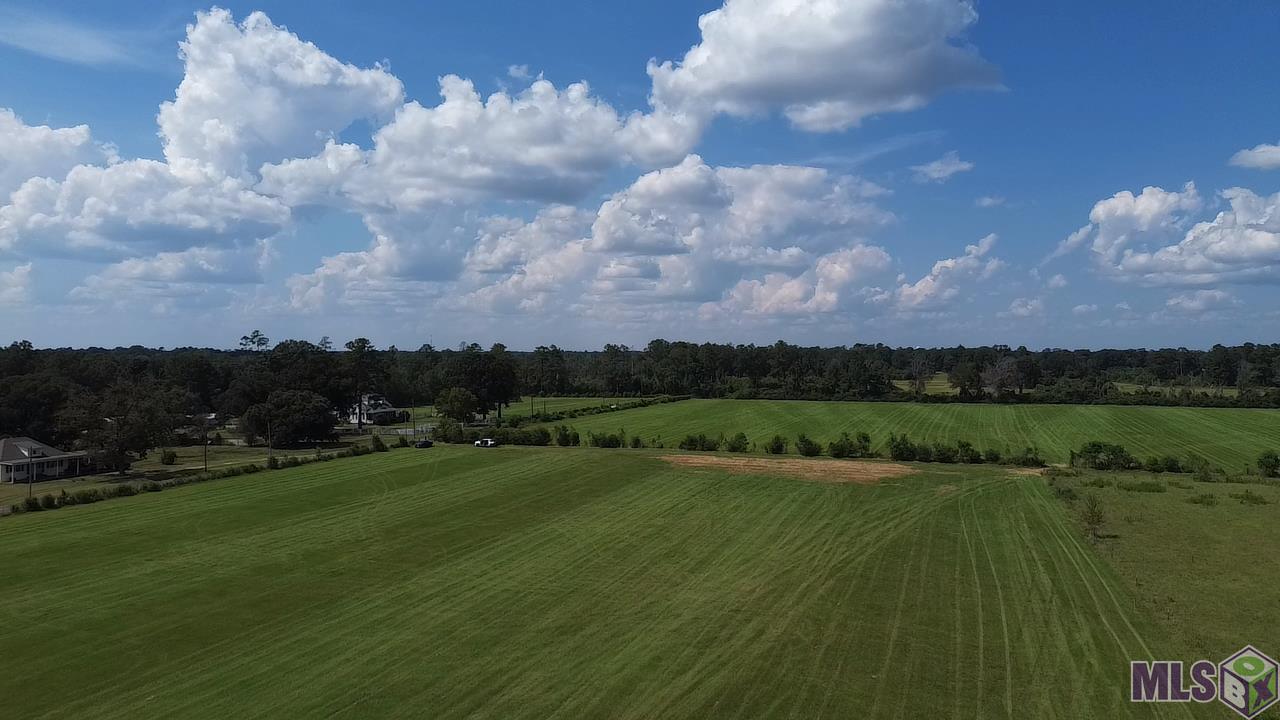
xmin=0 ymin=438 xmax=88 ymax=484
xmin=347 ymin=394 xmax=411 ymax=426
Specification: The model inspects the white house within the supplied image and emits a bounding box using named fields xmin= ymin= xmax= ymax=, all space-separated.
xmin=347 ymin=394 xmax=410 ymax=426
xmin=0 ymin=437 xmax=88 ymax=484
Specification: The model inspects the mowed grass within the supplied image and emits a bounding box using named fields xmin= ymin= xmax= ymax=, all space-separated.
xmin=0 ymin=446 xmax=1200 ymax=719
xmin=1051 ymin=472 xmax=1280 ymax=662
xmin=397 ymin=397 xmax=637 ymax=426
xmin=549 ymin=398 xmax=1280 ymax=468
xmin=891 ymin=372 xmax=960 ymax=395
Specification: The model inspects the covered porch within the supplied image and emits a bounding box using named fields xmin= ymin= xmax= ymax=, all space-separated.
xmin=0 ymin=453 xmax=88 ymax=484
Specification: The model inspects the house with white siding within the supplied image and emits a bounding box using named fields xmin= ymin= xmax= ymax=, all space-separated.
xmin=0 ymin=437 xmax=88 ymax=484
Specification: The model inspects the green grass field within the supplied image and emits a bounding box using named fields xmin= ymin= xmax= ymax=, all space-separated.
xmin=7 ymin=445 xmax=1274 ymax=718
xmin=891 ymin=372 xmax=959 ymax=395
xmin=384 ymin=397 xmax=637 ymax=427
xmin=546 ymin=398 xmax=1280 ymax=469
xmin=1046 ymin=470 xmax=1280 ymax=663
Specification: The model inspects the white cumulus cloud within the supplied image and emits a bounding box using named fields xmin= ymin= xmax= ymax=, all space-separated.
xmin=1230 ymin=142 xmax=1280 ymax=171
xmin=0 ymin=109 xmax=111 ymax=199
xmin=878 ymin=233 xmax=1003 ymax=311
xmin=1056 ymin=183 xmax=1280 ymax=285
xmin=911 ymin=151 xmax=974 ymax=183
xmin=0 ymin=263 xmax=33 ymax=306
xmin=648 ymin=0 xmax=999 ymax=132
xmin=158 ymin=9 xmax=404 ymax=181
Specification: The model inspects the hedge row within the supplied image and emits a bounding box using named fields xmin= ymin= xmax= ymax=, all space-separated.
xmin=501 ymin=395 xmax=691 ymax=427
xmin=5 ymin=440 xmax=403 ymax=519
xmin=885 ymin=433 xmax=1046 ymax=467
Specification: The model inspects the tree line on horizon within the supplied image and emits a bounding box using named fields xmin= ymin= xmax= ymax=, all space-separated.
xmin=1 ymin=335 xmax=1277 ymax=468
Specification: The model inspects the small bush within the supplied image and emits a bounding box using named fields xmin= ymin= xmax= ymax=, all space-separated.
xmin=931 ymin=443 xmax=958 ymax=464
xmin=22 ymin=496 xmax=42 ymax=512
xmin=397 ymin=436 xmax=409 ymax=448
xmin=629 ymin=436 xmax=643 ymax=449
xmin=983 ymin=448 xmax=1002 ymax=464
xmin=588 ymin=431 xmax=624 ymax=448
xmin=39 ymin=494 xmax=58 ymax=510
xmin=851 ymin=432 xmax=873 ymax=458
xmin=1187 ymin=493 xmax=1218 ymax=506
xmin=1080 ymin=493 xmax=1106 ymax=539
xmin=795 ymin=434 xmax=822 ymax=457
xmin=370 ymin=435 xmax=388 ymax=452
xmin=956 ymin=440 xmax=983 ymax=464
xmin=1073 ymin=442 xmax=1139 ymax=471
xmin=1230 ymin=490 xmax=1270 ymax=506
xmin=764 ymin=435 xmax=787 ymax=455
xmin=1050 ymin=481 xmax=1078 ymax=503
xmin=554 ymin=425 xmax=578 ymax=447
xmin=1008 ymin=447 xmax=1046 ymax=468
xmin=887 ymin=433 xmax=917 ymax=461
xmin=724 ymin=432 xmax=750 ymax=453
xmin=1259 ymin=451 xmax=1280 ymax=478
xmin=1118 ymin=479 xmax=1166 ymax=493
xmin=679 ymin=433 xmax=720 ymax=452
xmin=160 ymin=450 xmax=178 ymax=466
xmin=266 ymin=456 xmax=280 ymax=470
xmin=1081 ymin=477 xmax=1113 ymax=489
xmin=828 ymin=432 xmax=855 ymax=459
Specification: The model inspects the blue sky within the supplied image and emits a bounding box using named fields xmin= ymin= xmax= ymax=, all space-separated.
xmin=1 ymin=0 xmax=1277 ymax=350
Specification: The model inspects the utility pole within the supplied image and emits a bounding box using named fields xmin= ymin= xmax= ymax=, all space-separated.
xmin=202 ymin=417 xmax=209 ymax=474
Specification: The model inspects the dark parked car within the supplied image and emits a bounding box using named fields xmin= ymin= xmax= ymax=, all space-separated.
xmin=414 ymin=439 xmax=434 ymax=449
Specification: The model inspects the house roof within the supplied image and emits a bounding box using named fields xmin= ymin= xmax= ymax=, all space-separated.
xmin=0 ymin=437 xmax=86 ymax=464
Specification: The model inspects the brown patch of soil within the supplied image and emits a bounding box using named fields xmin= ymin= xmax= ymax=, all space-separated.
xmin=1007 ymin=467 xmax=1047 ymax=477
xmin=659 ymin=454 xmax=914 ymax=485
xmin=935 ymin=484 xmax=959 ymax=496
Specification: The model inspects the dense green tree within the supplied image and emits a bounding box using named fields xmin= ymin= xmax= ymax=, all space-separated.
xmin=243 ymin=390 xmax=336 ymax=447
xmin=436 ymin=387 xmax=478 ymax=424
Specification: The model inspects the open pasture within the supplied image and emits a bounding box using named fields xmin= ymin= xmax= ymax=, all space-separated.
xmin=0 ymin=445 xmax=1222 ymax=719
xmin=548 ymin=398 xmax=1280 ymax=469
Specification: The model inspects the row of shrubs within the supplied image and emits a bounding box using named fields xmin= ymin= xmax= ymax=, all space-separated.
xmin=500 ymin=395 xmax=691 ymax=428
xmin=881 ymin=433 xmax=1047 ymax=467
xmin=1071 ymin=441 xmax=1280 ymax=483
xmin=6 ymin=438 xmax=404 ymax=518
xmin=433 ymin=421 xmax=555 ymax=446
xmin=510 ymin=425 xmax=1048 ymax=468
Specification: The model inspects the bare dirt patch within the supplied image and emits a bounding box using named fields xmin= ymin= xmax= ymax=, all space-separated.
xmin=659 ymin=455 xmax=915 ymax=485
xmin=1007 ymin=467 xmax=1047 ymax=477
xmin=935 ymin=484 xmax=959 ymax=496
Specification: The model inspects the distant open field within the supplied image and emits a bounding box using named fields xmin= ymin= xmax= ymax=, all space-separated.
xmin=891 ymin=372 xmax=959 ymax=395
xmin=383 ymin=397 xmax=637 ymax=427
xmin=545 ymin=398 xmax=1280 ymax=469
xmin=5 ymin=445 xmax=1253 ymax=718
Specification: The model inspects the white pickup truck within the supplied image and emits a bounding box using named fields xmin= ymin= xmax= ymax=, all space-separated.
xmin=474 ymin=438 xmax=499 ymax=448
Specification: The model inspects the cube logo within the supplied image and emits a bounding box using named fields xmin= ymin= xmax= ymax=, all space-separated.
xmin=1131 ymin=645 xmax=1278 ymax=718
xmin=1219 ymin=646 xmax=1278 ymax=719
